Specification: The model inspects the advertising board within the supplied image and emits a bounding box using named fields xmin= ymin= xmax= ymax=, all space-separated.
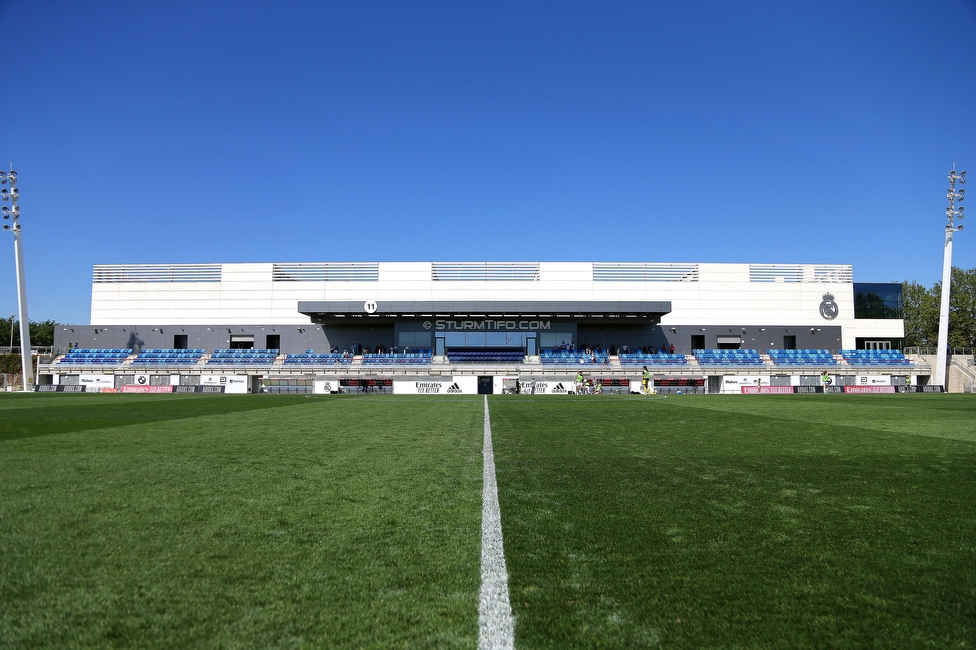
xmin=200 ymin=375 xmax=248 ymax=394
xmin=740 ymin=385 xmax=795 ymax=394
xmin=313 ymin=377 xmax=341 ymax=394
xmin=844 ymin=385 xmax=896 ymax=394
xmin=79 ymin=375 xmax=116 ymax=391
xmin=120 ymin=385 xmax=174 ymax=393
xmin=393 ymin=376 xmax=479 ymax=395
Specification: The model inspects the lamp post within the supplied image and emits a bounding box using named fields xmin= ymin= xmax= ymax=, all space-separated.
xmin=2 ymin=168 xmax=32 ymax=390
xmin=935 ymin=167 xmax=965 ymax=389
xmin=8 ymin=313 xmax=13 ymax=351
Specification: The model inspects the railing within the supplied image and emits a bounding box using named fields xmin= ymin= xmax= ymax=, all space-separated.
xmin=904 ymin=347 xmax=974 ymax=356
xmin=1 ymin=346 xmax=55 ymax=355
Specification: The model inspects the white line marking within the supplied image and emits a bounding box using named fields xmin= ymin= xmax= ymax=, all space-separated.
xmin=479 ymin=395 xmax=515 ymax=650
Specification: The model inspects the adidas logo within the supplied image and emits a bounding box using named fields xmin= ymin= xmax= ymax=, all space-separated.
xmin=551 ymin=382 xmax=568 ymax=394
xmin=446 ymin=382 xmax=463 ymax=394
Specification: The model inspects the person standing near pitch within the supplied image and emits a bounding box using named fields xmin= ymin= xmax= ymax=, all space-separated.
xmin=642 ymin=366 xmax=651 ymax=395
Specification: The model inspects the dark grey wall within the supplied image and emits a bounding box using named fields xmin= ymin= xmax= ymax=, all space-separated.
xmin=55 ymin=324 xmax=333 ymax=354
xmin=663 ymin=325 xmax=844 ymax=353
xmin=54 ymin=322 xmax=846 ymax=355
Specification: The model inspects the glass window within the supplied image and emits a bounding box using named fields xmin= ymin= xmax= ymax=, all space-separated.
xmin=539 ymin=331 xmax=573 ymax=348
xmin=853 ymin=283 xmax=903 ymax=319
xmin=398 ymin=332 xmax=433 ymax=348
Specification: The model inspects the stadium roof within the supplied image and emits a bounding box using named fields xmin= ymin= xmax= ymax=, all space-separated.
xmin=298 ymin=300 xmax=672 ymax=320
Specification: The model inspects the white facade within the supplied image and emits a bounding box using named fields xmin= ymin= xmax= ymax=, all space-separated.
xmin=89 ymin=261 xmax=902 ymax=350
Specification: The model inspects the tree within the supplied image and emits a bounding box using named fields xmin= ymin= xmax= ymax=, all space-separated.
xmin=946 ymin=267 xmax=976 ymax=349
xmin=902 ymin=280 xmax=939 ymax=347
xmin=30 ymin=320 xmax=56 ymax=347
xmin=903 ymin=267 xmax=976 ymax=349
xmin=0 ymin=319 xmax=56 ymax=348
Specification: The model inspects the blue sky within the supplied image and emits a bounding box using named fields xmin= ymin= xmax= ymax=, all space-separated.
xmin=3 ymin=0 xmax=975 ymax=324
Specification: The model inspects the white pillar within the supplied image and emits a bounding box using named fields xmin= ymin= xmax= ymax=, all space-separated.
xmin=13 ymin=228 xmax=32 ymax=389
xmin=935 ymin=227 xmax=953 ymax=389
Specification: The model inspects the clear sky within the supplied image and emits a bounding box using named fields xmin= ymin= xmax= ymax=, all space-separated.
xmin=2 ymin=0 xmax=975 ymax=324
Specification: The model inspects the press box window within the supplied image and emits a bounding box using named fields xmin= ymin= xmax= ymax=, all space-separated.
xmin=853 ymin=283 xmax=903 ymax=319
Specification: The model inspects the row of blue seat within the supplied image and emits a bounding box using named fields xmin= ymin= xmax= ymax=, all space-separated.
xmin=362 ymin=352 xmax=432 ymax=364
xmin=284 ymin=354 xmax=352 ymax=365
xmin=58 ymin=349 xmax=131 ymax=364
xmin=841 ymin=350 xmax=912 ymax=366
xmin=767 ymin=349 xmax=839 ymax=366
xmin=618 ymin=354 xmax=688 ymax=366
xmin=448 ymin=351 xmax=524 ymax=363
xmin=208 ymin=349 xmax=278 ymax=365
xmin=694 ymin=349 xmax=765 ymax=366
xmin=131 ymin=349 xmax=205 ymax=365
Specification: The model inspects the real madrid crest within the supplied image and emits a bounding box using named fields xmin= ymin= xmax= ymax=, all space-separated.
xmin=819 ymin=293 xmax=838 ymax=320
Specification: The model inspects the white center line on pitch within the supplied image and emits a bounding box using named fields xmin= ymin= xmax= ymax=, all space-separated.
xmin=479 ymin=395 xmax=515 ymax=650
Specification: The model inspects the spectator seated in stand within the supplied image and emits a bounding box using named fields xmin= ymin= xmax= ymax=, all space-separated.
xmin=540 ymin=348 xmax=610 ymax=365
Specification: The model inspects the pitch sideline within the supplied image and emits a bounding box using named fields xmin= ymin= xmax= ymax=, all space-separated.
xmin=479 ymin=395 xmax=515 ymax=650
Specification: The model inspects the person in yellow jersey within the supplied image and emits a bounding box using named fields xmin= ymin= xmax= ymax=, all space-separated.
xmin=642 ymin=366 xmax=651 ymax=395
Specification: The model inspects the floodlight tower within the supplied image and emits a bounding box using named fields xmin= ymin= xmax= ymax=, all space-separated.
xmin=1 ymin=168 xmax=33 ymax=390
xmin=936 ymin=167 xmax=965 ymax=389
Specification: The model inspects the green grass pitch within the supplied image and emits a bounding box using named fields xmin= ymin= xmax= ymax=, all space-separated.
xmin=1 ymin=393 xmax=975 ymax=648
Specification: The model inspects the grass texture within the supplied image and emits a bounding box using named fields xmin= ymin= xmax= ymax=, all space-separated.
xmin=489 ymin=395 xmax=976 ymax=648
xmin=2 ymin=392 xmax=975 ymax=648
xmin=0 ymin=394 xmax=484 ymax=649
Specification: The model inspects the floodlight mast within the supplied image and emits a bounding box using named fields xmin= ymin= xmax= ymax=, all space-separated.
xmin=936 ymin=167 xmax=965 ymax=389
xmin=1 ymin=167 xmax=32 ymax=390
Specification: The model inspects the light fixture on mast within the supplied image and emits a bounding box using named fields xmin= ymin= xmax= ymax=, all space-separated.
xmin=935 ymin=167 xmax=965 ymax=389
xmin=2 ymin=167 xmax=32 ymax=390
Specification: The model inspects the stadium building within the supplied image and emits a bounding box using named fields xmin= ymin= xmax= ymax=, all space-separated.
xmin=40 ymin=261 xmax=926 ymax=394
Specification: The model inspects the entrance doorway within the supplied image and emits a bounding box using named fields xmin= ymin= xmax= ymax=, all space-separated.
xmin=478 ymin=376 xmax=493 ymax=395
xmin=266 ymin=334 xmax=280 ymax=350
xmin=784 ymin=335 xmax=796 ymax=350
xmin=865 ymin=340 xmax=891 ymax=350
xmin=691 ymin=335 xmax=705 ymax=350
xmin=173 ymin=334 xmax=188 ymax=350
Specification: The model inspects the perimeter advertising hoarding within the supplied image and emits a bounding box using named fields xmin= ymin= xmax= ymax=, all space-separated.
xmin=393 ymin=376 xmax=479 ymax=395
xmin=200 ymin=375 xmax=248 ymax=394
xmin=856 ymin=375 xmax=891 ymax=386
xmin=722 ymin=375 xmax=767 ymax=394
xmin=518 ymin=379 xmax=575 ymax=395
xmin=313 ymin=377 xmax=341 ymax=394
xmin=120 ymin=385 xmax=173 ymax=393
xmin=173 ymin=385 xmax=225 ymax=394
xmin=741 ymin=386 xmax=795 ymax=394
xmin=844 ymin=385 xmax=896 ymax=394
xmin=79 ymin=375 xmax=116 ymax=390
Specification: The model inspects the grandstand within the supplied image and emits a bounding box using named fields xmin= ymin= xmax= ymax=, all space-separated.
xmin=37 ymin=261 xmax=932 ymax=393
